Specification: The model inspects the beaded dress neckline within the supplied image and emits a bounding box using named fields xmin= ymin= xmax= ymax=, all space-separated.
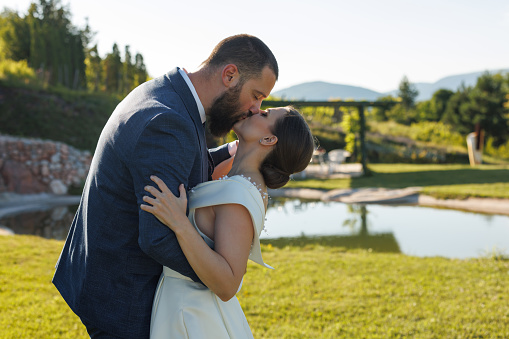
xmin=216 ymin=174 xmax=269 ymax=202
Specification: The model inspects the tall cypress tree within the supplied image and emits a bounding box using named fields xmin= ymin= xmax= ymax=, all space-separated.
xmin=85 ymin=44 xmax=102 ymax=92
xmin=122 ymin=45 xmax=134 ymax=95
xmin=103 ymin=43 xmax=122 ymax=92
xmin=134 ymin=53 xmax=148 ymax=87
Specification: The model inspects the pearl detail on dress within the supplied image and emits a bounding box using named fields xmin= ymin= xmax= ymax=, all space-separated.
xmin=216 ymin=174 xmax=270 ymax=202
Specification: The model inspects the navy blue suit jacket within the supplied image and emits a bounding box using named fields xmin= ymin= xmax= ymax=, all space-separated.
xmin=53 ymin=68 xmax=230 ymax=338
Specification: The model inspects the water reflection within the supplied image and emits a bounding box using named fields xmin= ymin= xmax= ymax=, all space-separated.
xmin=265 ymin=200 xmax=401 ymax=253
xmin=264 ymin=198 xmax=509 ymax=258
xmin=2 ymin=199 xmax=509 ymax=258
xmin=0 ymin=205 xmax=77 ymax=240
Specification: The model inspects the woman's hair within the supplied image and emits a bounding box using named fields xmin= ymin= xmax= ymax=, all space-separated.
xmin=260 ymin=107 xmax=315 ymax=189
xmin=201 ymin=34 xmax=279 ymax=83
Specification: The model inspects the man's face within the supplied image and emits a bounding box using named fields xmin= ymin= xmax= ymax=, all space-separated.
xmin=207 ymin=66 xmax=276 ymax=137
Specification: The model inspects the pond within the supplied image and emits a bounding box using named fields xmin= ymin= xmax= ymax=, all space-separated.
xmin=1 ymin=199 xmax=508 ymax=259
xmin=262 ymin=200 xmax=509 ymax=258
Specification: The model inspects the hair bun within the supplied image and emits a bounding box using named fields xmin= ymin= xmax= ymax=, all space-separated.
xmin=259 ymin=106 xmax=314 ymax=190
xmin=260 ymin=163 xmax=290 ymax=189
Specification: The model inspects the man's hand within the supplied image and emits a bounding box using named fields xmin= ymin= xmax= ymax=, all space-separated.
xmin=228 ymin=140 xmax=238 ymax=157
xmin=141 ymin=176 xmax=189 ymax=233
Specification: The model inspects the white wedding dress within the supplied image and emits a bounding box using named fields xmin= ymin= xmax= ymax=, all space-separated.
xmin=150 ymin=175 xmax=272 ymax=339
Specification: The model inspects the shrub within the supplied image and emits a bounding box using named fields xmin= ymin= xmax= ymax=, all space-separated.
xmin=0 ymin=59 xmax=36 ymax=85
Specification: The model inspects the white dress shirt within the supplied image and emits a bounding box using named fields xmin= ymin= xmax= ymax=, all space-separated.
xmin=179 ymin=68 xmax=206 ymax=124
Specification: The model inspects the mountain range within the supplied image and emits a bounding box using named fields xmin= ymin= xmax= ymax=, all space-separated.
xmin=272 ymin=69 xmax=509 ymax=102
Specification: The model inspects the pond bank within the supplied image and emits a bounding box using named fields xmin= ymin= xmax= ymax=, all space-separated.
xmin=269 ymin=187 xmax=509 ymax=216
xmin=1 ymin=185 xmax=508 ymax=230
xmin=0 ymin=193 xmax=81 ymax=219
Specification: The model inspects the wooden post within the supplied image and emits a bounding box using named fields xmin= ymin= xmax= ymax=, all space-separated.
xmin=358 ymin=105 xmax=370 ymax=176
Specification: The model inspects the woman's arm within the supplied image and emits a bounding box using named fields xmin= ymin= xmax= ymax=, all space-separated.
xmin=141 ymin=176 xmax=253 ymax=301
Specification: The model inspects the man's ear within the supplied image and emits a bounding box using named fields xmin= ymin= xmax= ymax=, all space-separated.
xmin=260 ymin=135 xmax=278 ymax=146
xmin=222 ymin=64 xmax=240 ymax=88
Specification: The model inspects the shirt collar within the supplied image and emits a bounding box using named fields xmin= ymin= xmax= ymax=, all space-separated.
xmin=179 ymin=68 xmax=206 ymax=124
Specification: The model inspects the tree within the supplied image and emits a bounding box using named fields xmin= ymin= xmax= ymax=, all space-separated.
xmin=0 ymin=9 xmax=30 ymax=61
xmin=122 ymin=45 xmax=134 ymax=95
xmin=371 ymin=95 xmax=397 ymax=121
xmin=468 ymin=73 xmax=508 ymax=146
xmin=17 ymin=0 xmax=87 ymax=88
xmin=398 ymin=76 xmax=419 ymax=111
xmin=85 ymin=44 xmax=102 ymax=92
xmin=134 ymin=53 xmax=148 ymax=87
xmin=103 ymin=43 xmax=122 ymax=92
xmin=441 ymin=84 xmax=472 ymax=130
xmin=384 ymin=76 xmax=420 ymax=124
xmin=442 ymin=73 xmax=509 ymax=147
xmin=416 ymin=89 xmax=454 ymax=122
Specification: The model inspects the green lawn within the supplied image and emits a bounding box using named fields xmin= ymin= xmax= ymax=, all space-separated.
xmin=2 ymin=235 xmax=508 ymax=338
xmin=287 ymin=163 xmax=509 ymax=199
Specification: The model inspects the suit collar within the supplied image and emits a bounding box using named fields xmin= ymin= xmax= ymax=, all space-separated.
xmin=167 ymin=67 xmax=209 ymax=182
xmin=167 ymin=67 xmax=204 ymax=131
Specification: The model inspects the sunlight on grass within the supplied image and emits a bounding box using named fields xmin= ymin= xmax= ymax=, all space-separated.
xmin=287 ymin=164 xmax=509 ymax=199
xmin=2 ymin=236 xmax=508 ymax=338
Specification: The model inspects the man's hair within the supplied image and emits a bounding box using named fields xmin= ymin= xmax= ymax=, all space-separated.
xmin=201 ymin=34 xmax=279 ymax=82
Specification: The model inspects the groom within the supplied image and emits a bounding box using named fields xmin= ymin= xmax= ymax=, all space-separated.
xmin=53 ymin=34 xmax=278 ymax=338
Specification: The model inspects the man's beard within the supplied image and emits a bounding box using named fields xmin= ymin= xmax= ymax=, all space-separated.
xmin=207 ymin=83 xmax=247 ymax=137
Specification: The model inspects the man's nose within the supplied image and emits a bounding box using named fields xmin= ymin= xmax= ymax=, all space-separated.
xmin=250 ymin=99 xmax=263 ymax=114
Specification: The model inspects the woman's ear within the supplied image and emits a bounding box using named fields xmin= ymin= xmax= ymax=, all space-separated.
xmin=221 ymin=64 xmax=240 ymax=88
xmin=260 ymin=135 xmax=278 ymax=146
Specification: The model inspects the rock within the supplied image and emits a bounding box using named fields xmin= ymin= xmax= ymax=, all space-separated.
xmin=1 ymin=160 xmax=46 ymax=193
xmin=0 ymin=225 xmax=14 ymax=236
xmin=0 ymin=135 xmax=91 ymax=195
xmin=49 ymin=179 xmax=68 ymax=195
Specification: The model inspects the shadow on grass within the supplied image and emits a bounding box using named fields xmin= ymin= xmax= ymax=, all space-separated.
xmin=349 ymin=168 xmax=509 ymax=189
xmin=261 ymin=233 xmax=401 ymax=253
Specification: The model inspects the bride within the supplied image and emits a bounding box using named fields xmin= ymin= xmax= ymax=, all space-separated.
xmin=141 ymin=106 xmax=314 ymax=338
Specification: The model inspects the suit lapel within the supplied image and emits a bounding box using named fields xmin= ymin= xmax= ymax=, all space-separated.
xmin=168 ymin=68 xmax=209 ymax=182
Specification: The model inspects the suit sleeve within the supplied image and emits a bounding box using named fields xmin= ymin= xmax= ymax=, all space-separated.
xmin=209 ymin=143 xmax=231 ymax=166
xmin=130 ymin=112 xmax=201 ymax=283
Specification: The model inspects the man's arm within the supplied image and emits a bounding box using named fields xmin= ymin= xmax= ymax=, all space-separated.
xmin=209 ymin=140 xmax=237 ymax=168
xmin=129 ymin=112 xmax=200 ymax=282
xmin=210 ymin=140 xmax=237 ymax=180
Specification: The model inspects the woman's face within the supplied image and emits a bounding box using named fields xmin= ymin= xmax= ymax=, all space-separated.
xmin=233 ymin=107 xmax=287 ymax=143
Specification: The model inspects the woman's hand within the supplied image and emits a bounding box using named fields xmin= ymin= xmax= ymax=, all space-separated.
xmin=140 ymin=176 xmax=189 ymax=233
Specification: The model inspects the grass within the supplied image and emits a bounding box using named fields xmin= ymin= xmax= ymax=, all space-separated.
xmin=287 ymin=163 xmax=509 ymax=199
xmin=0 ymin=235 xmax=85 ymax=338
xmin=2 ymin=235 xmax=508 ymax=338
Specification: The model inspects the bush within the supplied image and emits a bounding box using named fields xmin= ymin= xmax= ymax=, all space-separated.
xmin=485 ymin=137 xmax=509 ymax=160
xmin=0 ymin=84 xmax=120 ymax=151
xmin=0 ymin=59 xmax=36 ymax=85
xmin=408 ymin=121 xmax=464 ymax=146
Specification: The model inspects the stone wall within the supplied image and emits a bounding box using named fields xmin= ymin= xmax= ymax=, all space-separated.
xmin=0 ymin=135 xmax=91 ymax=195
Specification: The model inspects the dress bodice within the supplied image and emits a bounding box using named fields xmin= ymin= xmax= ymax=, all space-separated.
xmin=187 ymin=175 xmax=272 ymax=269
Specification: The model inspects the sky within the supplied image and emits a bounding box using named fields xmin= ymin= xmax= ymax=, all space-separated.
xmin=2 ymin=0 xmax=509 ymax=93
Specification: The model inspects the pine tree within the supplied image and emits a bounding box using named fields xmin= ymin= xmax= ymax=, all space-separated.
xmin=398 ymin=76 xmax=419 ymax=111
